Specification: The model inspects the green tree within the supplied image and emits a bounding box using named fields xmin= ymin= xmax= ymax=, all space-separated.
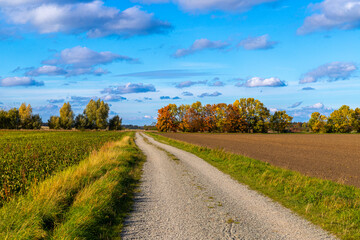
xmin=270 ymin=110 xmax=293 ymax=133
xmin=59 ymin=102 xmax=74 ymax=129
xmin=109 ymin=115 xmax=122 ymax=130
xmin=84 ymin=99 xmax=109 ymax=129
xmin=308 ymin=112 xmax=327 ymax=133
xmin=30 ymin=114 xmax=42 ymax=129
xmin=7 ymin=108 xmax=20 ymax=129
xmin=74 ymin=114 xmax=88 ymax=130
xmin=48 ymin=116 xmax=61 ymax=129
xmin=327 ymin=105 xmax=354 ymax=133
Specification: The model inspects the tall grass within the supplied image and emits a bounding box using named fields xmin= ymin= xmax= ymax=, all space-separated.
xmin=0 ymin=132 xmax=145 ymax=239
xmin=147 ymin=132 xmax=360 ymax=240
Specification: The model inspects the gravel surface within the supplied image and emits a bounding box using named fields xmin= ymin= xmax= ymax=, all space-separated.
xmin=121 ymin=133 xmax=337 ymax=240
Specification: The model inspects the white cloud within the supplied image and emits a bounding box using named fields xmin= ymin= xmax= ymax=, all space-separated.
xmin=300 ymin=62 xmax=357 ymax=84
xmin=174 ymin=39 xmax=229 ymax=57
xmin=0 ymin=76 xmax=44 ymax=87
xmin=101 ymin=83 xmax=156 ymax=95
xmin=238 ymin=34 xmax=277 ymax=50
xmin=298 ymin=0 xmax=360 ymax=34
xmin=1 ymin=1 xmax=171 ymax=37
xmin=43 ymin=46 xmax=137 ymax=68
xmin=26 ymin=65 xmax=67 ymax=76
xmin=237 ymin=77 xmax=286 ymax=87
xmin=135 ymin=0 xmax=278 ymax=12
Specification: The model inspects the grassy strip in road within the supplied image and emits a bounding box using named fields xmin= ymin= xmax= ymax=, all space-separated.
xmin=0 ymin=132 xmax=145 ymax=240
xmin=147 ymin=132 xmax=360 ymax=240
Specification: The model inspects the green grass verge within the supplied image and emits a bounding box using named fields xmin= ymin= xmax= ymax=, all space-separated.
xmin=0 ymin=132 xmax=145 ymax=240
xmin=147 ymin=132 xmax=360 ymax=240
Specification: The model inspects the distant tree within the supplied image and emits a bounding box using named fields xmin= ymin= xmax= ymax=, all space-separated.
xmin=7 ymin=108 xmax=20 ymax=129
xmin=270 ymin=110 xmax=293 ymax=133
xmin=48 ymin=116 xmax=61 ymax=129
xmin=109 ymin=115 xmax=122 ymax=130
xmin=223 ymin=104 xmax=247 ymax=133
xmin=59 ymin=102 xmax=74 ymax=129
xmin=19 ymin=103 xmax=33 ymax=129
xmin=84 ymin=99 xmax=109 ymax=129
xmin=183 ymin=101 xmax=204 ymax=132
xmin=30 ymin=114 xmax=42 ymax=129
xmin=352 ymin=108 xmax=360 ymax=133
xmin=233 ymin=98 xmax=270 ymax=133
xmin=156 ymin=105 xmax=177 ymax=132
xmin=308 ymin=112 xmax=327 ymax=133
xmin=74 ymin=114 xmax=88 ymax=130
xmin=0 ymin=110 xmax=8 ymax=129
xmin=327 ymin=105 xmax=354 ymax=133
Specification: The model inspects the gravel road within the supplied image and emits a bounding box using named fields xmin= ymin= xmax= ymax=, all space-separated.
xmin=121 ymin=133 xmax=337 ymax=240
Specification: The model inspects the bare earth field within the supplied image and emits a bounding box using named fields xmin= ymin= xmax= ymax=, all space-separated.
xmin=159 ymin=133 xmax=360 ymax=188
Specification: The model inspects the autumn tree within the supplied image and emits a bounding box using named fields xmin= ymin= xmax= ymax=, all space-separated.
xmin=233 ymin=98 xmax=270 ymax=133
xmin=270 ymin=110 xmax=293 ymax=133
xmin=308 ymin=112 xmax=327 ymax=133
xmin=59 ymin=102 xmax=74 ymax=129
xmin=7 ymin=108 xmax=20 ymax=129
xmin=223 ymin=104 xmax=247 ymax=133
xmin=326 ymin=105 xmax=354 ymax=133
xmin=183 ymin=101 xmax=204 ymax=132
xmin=156 ymin=105 xmax=177 ymax=132
xmin=352 ymin=108 xmax=360 ymax=133
xmin=203 ymin=104 xmax=217 ymax=132
xmin=214 ymin=103 xmax=228 ymax=132
xmin=109 ymin=115 xmax=122 ymax=130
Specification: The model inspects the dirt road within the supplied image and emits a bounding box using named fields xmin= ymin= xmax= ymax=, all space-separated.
xmin=160 ymin=133 xmax=360 ymax=188
xmin=121 ymin=133 xmax=336 ymax=239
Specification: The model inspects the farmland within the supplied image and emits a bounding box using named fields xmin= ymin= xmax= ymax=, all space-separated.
xmin=0 ymin=131 xmax=125 ymax=205
xmin=160 ymin=133 xmax=360 ymax=188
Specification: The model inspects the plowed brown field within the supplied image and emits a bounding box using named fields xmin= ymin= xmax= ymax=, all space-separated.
xmin=159 ymin=133 xmax=360 ymax=188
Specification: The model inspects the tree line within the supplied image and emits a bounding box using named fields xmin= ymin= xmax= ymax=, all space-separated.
xmin=0 ymin=103 xmax=42 ymax=129
xmin=156 ymin=99 xmax=360 ymax=134
xmin=156 ymin=98 xmax=293 ymax=133
xmin=0 ymin=99 xmax=122 ymax=130
xmin=306 ymin=105 xmax=360 ymax=133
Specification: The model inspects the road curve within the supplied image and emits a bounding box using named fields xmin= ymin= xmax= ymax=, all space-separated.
xmin=121 ymin=133 xmax=337 ymax=240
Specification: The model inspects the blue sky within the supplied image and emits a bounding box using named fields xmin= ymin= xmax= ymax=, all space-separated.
xmin=0 ymin=0 xmax=359 ymax=125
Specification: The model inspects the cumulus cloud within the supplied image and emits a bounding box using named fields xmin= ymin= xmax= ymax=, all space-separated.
xmin=182 ymin=91 xmax=194 ymax=96
xmin=238 ymin=34 xmax=278 ymax=50
xmin=0 ymin=76 xmax=44 ymax=87
xmin=173 ymin=96 xmax=181 ymax=100
xmin=175 ymin=80 xmax=207 ymax=88
xmin=237 ymin=77 xmax=286 ymax=87
xmin=160 ymin=96 xmax=170 ymax=100
xmin=102 ymin=95 xmax=127 ymax=102
xmin=289 ymin=101 xmax=303 ymax=108
xmin=300 ymin=62 xmax=357 ymax=84
xmin=287 ymin=102 xmax=334 ymax=121
xmin=101 ymin=83 xmax=156 ymax=95
xmin=198 ymin=91 xmax=222 ymax=98
xmin=135 ymin=0 xmax=278 ymax=13
xmin=26 ymin=46 xmax=136 ymax=77
xmin=298 ymin=0 xmax=360 ymax=35
xmin=1 ymin=2 xmax=171 ymax=37
xmin=173 ymin=39 xmax=229 ymax=58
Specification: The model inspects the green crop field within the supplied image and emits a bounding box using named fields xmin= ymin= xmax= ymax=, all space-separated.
xmin=0 ymin=131 xmax=125 ymax=205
